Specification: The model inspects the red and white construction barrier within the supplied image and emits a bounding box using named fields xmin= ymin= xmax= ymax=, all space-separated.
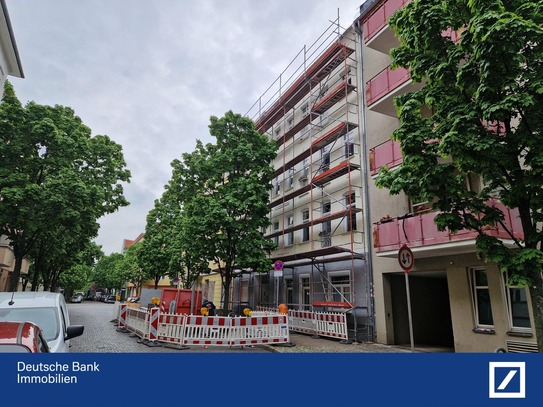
xmin=182 ymin=316 xmax=231 ymax=346
xmin=125 ymin=307 xmax=150 ymax=339
xmin=255 ymin=306 xmax=349 ymax=342
xmin=314 ymin=312 xmax=348 ymax=340
xmin=230 ymin=315 xmax=289 ymax=346
xmin=157 ymin=313 xmax=185 ymax=345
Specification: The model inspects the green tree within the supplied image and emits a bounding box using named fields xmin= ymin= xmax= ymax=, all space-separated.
xmin=0 ymin=82 xmax=131 ymax=291
xmin=376 ymin=0 xmax=543 ymax=349
xmin=93 ymin=252 xmax=126 ymax=291
xmin=178 ymin=111 xmax=277 ymax=312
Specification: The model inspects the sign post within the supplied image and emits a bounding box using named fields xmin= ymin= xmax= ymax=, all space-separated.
xmin=273 ymin=260 xmax=284 ymax=307
xmin=398 ymin=245 xmax=415 ymax=352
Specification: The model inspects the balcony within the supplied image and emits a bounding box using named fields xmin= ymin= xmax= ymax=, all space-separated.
xmin=366 ymin=64 xmax=422 ymax=117
xmin=369 ymin=139 xmax=402 ymax=175
xmin=363 ymin=0 xmax=411 ymax=53
xmin=373 ymin=203 xmax=524 ymax=258
xmin=312 ymin=80 xmax=356 ymax=115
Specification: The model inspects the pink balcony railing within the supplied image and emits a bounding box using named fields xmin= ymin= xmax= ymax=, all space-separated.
xmin=369 ymin=139 xmax=403 ymax=175
xmin=366 ymin=65 xmax=410 ymax=106
xmin=373 ymin=203 xmax=524 ymax=252
xmin=363 ymin=0 xmax=411 ymax=43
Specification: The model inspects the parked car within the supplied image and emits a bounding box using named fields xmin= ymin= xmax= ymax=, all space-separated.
xmin=0 ymin=321 xmax=50 ymax=353
xmin=71 ymin=294 xmax=83 ymax=303
xmin=0 ymin=292 xmax=84 ymax=352
xmin=104 ymin=295 xmax=116 ymax=304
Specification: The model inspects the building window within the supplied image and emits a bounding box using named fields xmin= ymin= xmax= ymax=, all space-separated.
xmin=470 ymin=268 xmax=494 ymax=327
xmin=287 ymin=116 xmax=294 ymax=130
xmin=344 ymin=130 xmax=355 ymax=158
xmin=301 ymin=103 xmax=309 ymax=117
xmin=329 ymin=273 xmax=351 ymax=303
xmin=273 ymin=221 xmax=279 ymax=246
xmin=504 ymin=273 xmax=531 ymax=330
xmin=285 ymin=278 xmax=293 ymax=306
xmin=321 ymin=201 xmax=332 ymax=247
xmin=321 ymin=147 xmax=330 ymax=172
xmin=344 ymin=192 xmax=357 ymax=232
xmin=302 ymin=209 xmax=310 ymax=242
xmin=287 ymin=168 xmax=294 ymax=190
xmin=300 ymin=276 xmax=310 ymax=310
xmin=274 ymin=177 xmax=281 ymax=196
xmin=274 ymin=127 xmax=281 ymax=140
xmin=286 ymin=215 xmax=294 ymax=246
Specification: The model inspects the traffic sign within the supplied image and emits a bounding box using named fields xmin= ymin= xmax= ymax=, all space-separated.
xmin=273 ymin=260 xmax=284 ymax=271
xmin=398 ymin=245 xmax=414 ymax=272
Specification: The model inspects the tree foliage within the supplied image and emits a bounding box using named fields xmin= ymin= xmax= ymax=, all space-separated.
xmin=171 ymin=111 xmax=277 ymax=311
xmin=376 ymin=0 xmax=543 ymax=349
xmin=0 ymin=81 xmax=131 ymax=291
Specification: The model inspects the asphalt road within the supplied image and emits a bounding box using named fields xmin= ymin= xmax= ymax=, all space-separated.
xmin=67 ymin=301 xmax=271 ymax=353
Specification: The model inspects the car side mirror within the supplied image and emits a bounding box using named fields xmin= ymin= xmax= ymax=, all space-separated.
xmin=65 ymin=325 xmax=84 ymax=340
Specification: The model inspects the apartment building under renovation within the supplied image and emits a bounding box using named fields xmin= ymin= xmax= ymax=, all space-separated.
xmin=242 ymin=16 xmax=373 ymax=342
xmin=358 ymin=0 xmax=536 ymax=352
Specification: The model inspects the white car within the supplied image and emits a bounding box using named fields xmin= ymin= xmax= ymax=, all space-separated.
xmin=0 ymin=292 xmax=84 ymax=352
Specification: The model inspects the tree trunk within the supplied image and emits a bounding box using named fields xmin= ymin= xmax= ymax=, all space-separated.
xmin=529 ymin=272 xmax=543 ymax=352
xmin=7 ymin=247 xmax=24 ymax=292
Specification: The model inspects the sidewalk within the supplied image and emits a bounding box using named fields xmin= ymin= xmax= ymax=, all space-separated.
xmin=262 ymin=332 xmax=413 ymax=353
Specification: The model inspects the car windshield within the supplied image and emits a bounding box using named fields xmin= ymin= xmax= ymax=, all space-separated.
xmin=0 ymin=308 xmax=59 ymax=341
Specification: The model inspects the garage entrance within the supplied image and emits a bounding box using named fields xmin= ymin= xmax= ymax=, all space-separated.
xmin=389 ymin=270 xmax=454 ymax=351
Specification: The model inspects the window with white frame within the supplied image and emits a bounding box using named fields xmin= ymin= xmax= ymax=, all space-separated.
xmin=300 ymin=275 xmax=310 ymax=309
xmin=302 ymin=209 xmax=310 ymax=242
xmin=329 ymin=273 xmax=351 ymax=303
xmin=321 ymin=147 xmax=330 ymax=172
xmin=274 ymin=126 xmax=282 ymax=140
xmin=504 ymin=272 xmax=531 ymax=330
xmin=344 ymin=130 xmax=355 ymax=158
xmin=286 ymin=215 xmax=294 ymax=246
xmin=274 ymin=177 xmax=281 ymax=196
xmin=287 ymin=168 xmax=294 ymax=190
xmin=273 ymin=221 xmax=279 ymax=246
xmin=284 ymin=278 xmax=293 ymax=306
xmin=344 ymin=192 xmax=357 ymax=232
xmin=301 ymin=103 xmax=309 ymax=117
xmin=470 ymin=268 xmax=494 ymax=327
xmin=287 ymin=116 xmax=294 ymax=130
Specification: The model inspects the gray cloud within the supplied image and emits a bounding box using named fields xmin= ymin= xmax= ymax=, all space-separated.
xmin=6 ymin=0 xmax=363 ymax=254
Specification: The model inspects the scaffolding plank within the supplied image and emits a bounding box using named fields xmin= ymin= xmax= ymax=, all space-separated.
xmin=312 ymin=160 xmax=360 ymax=186
xmin=256 ymin=42 xmax=354 ymax=133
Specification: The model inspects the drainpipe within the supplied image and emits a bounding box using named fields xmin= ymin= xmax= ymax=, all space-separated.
xmin=353 ymin=18 xmax=376 ymax=342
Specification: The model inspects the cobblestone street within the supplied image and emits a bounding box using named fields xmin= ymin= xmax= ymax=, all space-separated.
xmin=67 ymin=302 xmax=270 ymax=353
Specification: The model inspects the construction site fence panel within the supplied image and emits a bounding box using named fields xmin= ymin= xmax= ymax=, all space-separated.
xmin=255 ymin=306 xmax=348 ymax=341
xmin=125 ymin=307 xmax=150 ymax=340
xmin=119 ymin=307 xmax=289 ymax=347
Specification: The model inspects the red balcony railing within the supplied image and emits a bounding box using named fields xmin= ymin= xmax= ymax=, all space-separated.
xmin=363 ymin=0 xmax=411 ymax=43
xmin=366 ymin=65 xmax=410 ymax=106
xmin=373 ymin=203 xmax=524 ymax=253
xmin=369 ymin=139 xmax=403 ymax=175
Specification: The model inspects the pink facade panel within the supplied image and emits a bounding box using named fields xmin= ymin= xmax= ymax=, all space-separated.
xmin=363 ymin=0 xmax=411 ymax=42
xmin=370 ymin=139 xmax=403 ymax=175
xmin=373 ymin=205 xmax=523 ymax=252
xmin=366 ymin=65 xmax=410 ymax=106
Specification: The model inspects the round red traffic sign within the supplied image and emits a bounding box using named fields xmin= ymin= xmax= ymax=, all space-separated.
xmin=273 ymin=260 xmax=284 ymax=271
xmin=398 ymin=245 xmax=414 ymax=272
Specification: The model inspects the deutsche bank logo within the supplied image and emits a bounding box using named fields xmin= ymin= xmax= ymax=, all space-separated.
xmin=489 ymin=362 xmax=526 ymax=398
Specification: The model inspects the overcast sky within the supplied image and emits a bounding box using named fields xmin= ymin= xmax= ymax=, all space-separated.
xmin=6 ymin=0 xmax=364 ymax=255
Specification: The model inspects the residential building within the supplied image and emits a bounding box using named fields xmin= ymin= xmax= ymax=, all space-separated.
xmin=245 ymin=16 xmax=373 ymax=342
xmin=0 ymin=0 xmax=23 ymax=88
xmin=0 ymin=0 xmax=25 ymax=292
xmin=357 ymin=0 xmax=536 ymax=352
